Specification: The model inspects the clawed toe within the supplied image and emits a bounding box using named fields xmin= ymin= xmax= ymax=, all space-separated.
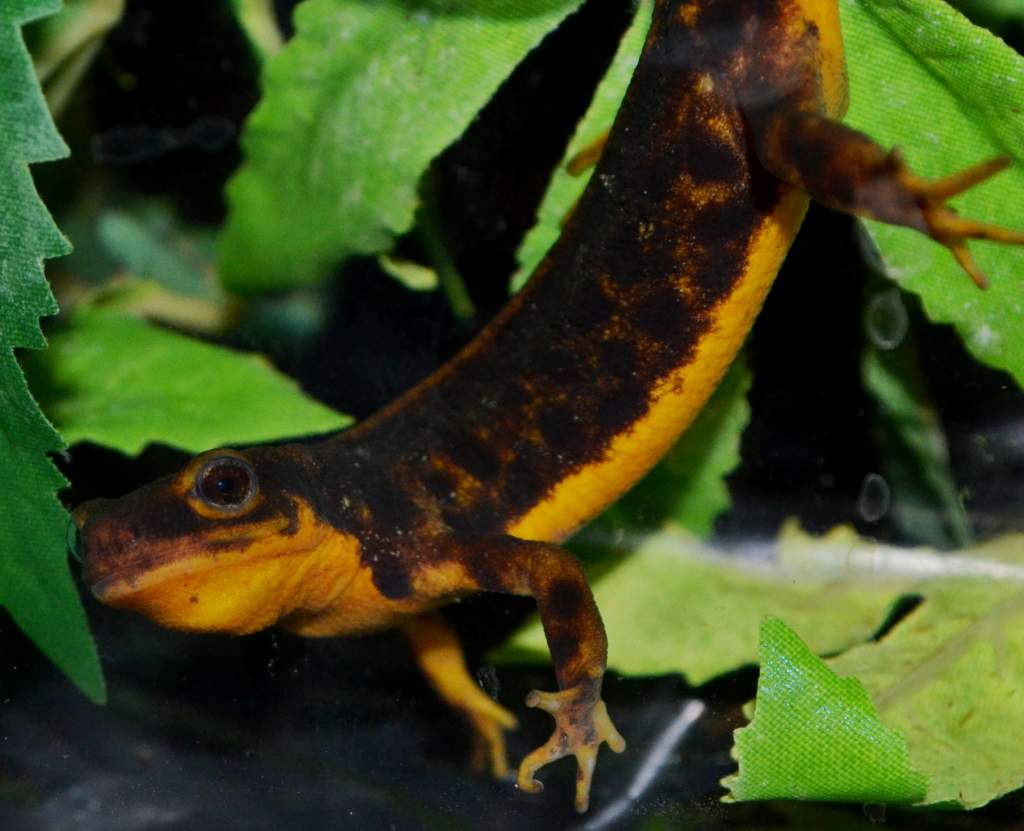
xmin=895 ymin=153 xmax=1024 ymax=288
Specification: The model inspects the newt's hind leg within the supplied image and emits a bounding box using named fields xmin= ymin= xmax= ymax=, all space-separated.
xmin=750 ymin=108 xmax=1024 ymax=287
xmin=403 ymin=611 xmax=517 ymax=778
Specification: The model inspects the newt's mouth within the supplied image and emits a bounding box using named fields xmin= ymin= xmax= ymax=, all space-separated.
xmin=72 ymin=498 xmax=295 ymax=598
xmin=73 ymin=500 xmax=324 ymax=611
xmin=79 ymin=535 xmax=206 ymax=602
xmin=78 ymin=531 xmax=294 ymax=601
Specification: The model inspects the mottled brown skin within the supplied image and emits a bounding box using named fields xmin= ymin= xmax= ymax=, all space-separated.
xmin=74 ymin=0 xmax=1024 ymax=814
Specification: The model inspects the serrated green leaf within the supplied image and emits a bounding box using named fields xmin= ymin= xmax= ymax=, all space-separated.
xmin=496 ymin=524 xmax=915 ymax=684
xmin=829 ymin=534 xmax=1024 ymax=807
xmin=219 ymin=0 xmax=585 ymax=294
xmin=723 ymin=618 xmax=928 ymax=803
xmin=842 ymin=0 xmax=1024 ymax=385
xmin=725 ymin=533 xmax=1024 ymax=808
xmin=1 ymin=0 xmax=104 ymax=703
xmin=511 ymin=0 xmax=653 ymax=291
xmin=30 ymin=307 xmax=351 ymax=455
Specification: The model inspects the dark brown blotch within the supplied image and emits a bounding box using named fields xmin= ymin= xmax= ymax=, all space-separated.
xmin=548 ymin=628 xmax=581 ymax=670
xmin=547 ymin=578 xmax=585 ymax=622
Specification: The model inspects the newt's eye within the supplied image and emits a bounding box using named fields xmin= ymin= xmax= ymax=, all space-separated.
xmin=195 ymin=456 xmax=258 ymax=511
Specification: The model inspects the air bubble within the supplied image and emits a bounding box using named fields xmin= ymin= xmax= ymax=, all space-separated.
xmin=858 ymin=473 xmax=891 ymax=523
xmin=865 ymin=288 xmax=908 ymax=350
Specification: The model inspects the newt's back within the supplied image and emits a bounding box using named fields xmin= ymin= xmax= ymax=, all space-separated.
xmin=327 ymin=0 xmax=845 ymax=543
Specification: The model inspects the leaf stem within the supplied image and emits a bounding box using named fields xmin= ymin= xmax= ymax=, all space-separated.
xmin=417 ymin=174 xmax=475 ymax=324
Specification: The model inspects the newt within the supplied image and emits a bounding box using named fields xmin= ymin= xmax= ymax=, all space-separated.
xmin=71 ymin=0 xmax=1024 ymax=813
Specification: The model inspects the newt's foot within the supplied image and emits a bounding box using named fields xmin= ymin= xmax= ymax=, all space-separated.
xmin=890 ymin=153 xmax=1024 ymax=289
xmin=516 ymin=684 xmax=625 ymax=813
xmin=465 ymin=697 xmax=518 ymax=779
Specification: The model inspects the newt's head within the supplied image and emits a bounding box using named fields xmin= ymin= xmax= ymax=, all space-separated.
xmin=72 ymin=445 xmax=356 ymax=634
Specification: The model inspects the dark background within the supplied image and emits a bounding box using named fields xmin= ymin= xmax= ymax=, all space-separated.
xmin=3 ymin=1 xmax=1024 ymax=828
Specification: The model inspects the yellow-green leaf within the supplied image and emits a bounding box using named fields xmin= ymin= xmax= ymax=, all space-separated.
xmin=219 ymin=0 xmax=585 ymax=294
xmin=31 ymin=307 xmax=350 ymax=455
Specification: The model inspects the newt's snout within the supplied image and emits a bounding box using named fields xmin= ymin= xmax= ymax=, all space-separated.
xmin=71 ymin=497 xmax=136 ymax=595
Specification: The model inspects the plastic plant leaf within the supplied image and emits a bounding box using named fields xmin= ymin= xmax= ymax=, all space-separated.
xmin=861 ymin=283 xmax=971 ymax=548
xmin=219 ymin=0 xmax=585 ymax=294
xmin=0 ymin=0 xmax=104 ymax=702
xmin=511 ymin=0 xmax=653 ymax=291
xmin=828 ymin=534 xmax=1024 ymax=808
xmin=30 ymin=306 xmax=350 ymax=455
xmin=496 ymin=525 xmax=916 ymax=684
xmin=605 ymin=355 xmax=751 ymax=537
xmin=726 ymin=532 xmax=1024 ymax=808
xmin=723 ymin=618 xmax=928 ymax=803
xmin=841 ymin=0 xmax=1024 ymax=385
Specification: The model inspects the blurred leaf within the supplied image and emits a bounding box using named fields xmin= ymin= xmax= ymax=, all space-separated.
xmin=378 ymin=254 xmax=439 ymax=292
xmin=30 ymin=306 xmax=350 ymax=455
xmin=0 ymin=0 xmax=104 ymax=703
xmin=27 ymin=0 xmax=124 ymax=117
xmin=950 ymin=0 xmax=1024 ymax=31
xmin=496 ymin=524 xmax=916 ymax=683
xmin=98 ymin=204 xmax=218 ymax=299
xmin=511 ymin=0 xmax=652 ymax=290
xmin=606 ymin=355 xmax=751 ymax=537
xmin=862 ymin=283 xmax=972 ymax=548
xmin=228 ymin=0 xmax=282 ymax=62
xmin=842 ymin=0 xmax=1024 ymax=385
xmin=723 ymin=618 xmax=928 ymax=803
xmin=75 ymin=278 xmax=227 ymax=334
xmin=219 ymin=0 xmax=585 ymax=294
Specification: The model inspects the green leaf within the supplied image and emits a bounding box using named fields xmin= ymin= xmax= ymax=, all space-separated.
xmin=862 ymin=284 xmax=972 ymax=548
xmin=0 ymin=0 xmax=104 ymax=702
xmin=511 ymin=0 xmax=653 ymax=291
xmin=606 ymin=355 xmax=751 ymax=537
xmin=841 ymin=0 xmax=1024 ymax=385
xmin=723 ymin=618 xmax=928 ymax=803
xmin=227 ymin=0 xmax=281 ymax=62
xmin=829 ymin=535 xmax=1024 ymax=808
xmin=377 ymin=254 xmax=439 ymax=293
xmin=30 ymin=306 xmax=351 ymax=455
xmin=496 ymin=524 xmax=914 ymax=684
xmin=726 ymin=533 xmax=1024 ymax=808
xmin=219 ymin=0 xmax=585 ymax=294
xmin=96 ymin=202 xmax=220 ymax=300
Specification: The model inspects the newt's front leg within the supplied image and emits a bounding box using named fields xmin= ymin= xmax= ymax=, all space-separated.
xmin=750 ymin=107 xmax=1024 ymax=287
xmin=425 ymin=536 xmax=625 ymax=813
